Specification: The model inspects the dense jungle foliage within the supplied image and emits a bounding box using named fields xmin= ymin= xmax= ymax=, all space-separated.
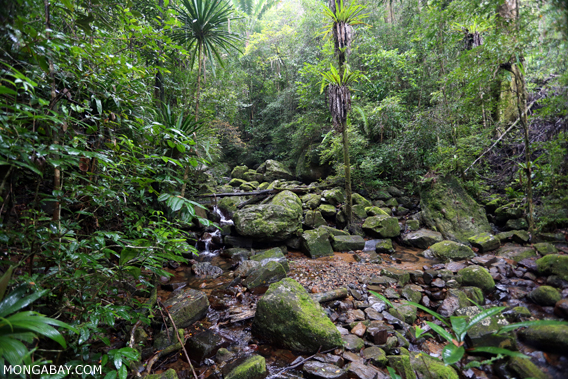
xmin=0 ymin=0 xmax=567 ymax=376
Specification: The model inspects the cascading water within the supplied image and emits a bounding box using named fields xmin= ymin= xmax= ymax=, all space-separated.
xmin=213 ymin=205 xmax=234 ymax=226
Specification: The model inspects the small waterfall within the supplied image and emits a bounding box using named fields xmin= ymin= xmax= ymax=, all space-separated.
xmin=213 ymin=205 xmax=234 ymax=226
xmin=202 ymin=229 xmax=221 ymax=255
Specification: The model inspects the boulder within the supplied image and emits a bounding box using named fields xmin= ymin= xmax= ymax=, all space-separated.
xmin=242 ymin=169 xmax=264 ymax=183
xmin=304 ymin=210 xmax=327 ymax=229
xmin=467 ymin=232 xmax=500 ymax=253
xmin=252 ymin=278 xmax=343 ymax=353
xmin=185 ymin=330 xmax=226 ymax=361
xmin=162 ymin=289 xmax=209 ymax=328
xmin=301 ymin=228 xmax=334 ymax=258
xmin=518 ymin=325 xmax=568 ymax=353
xmin=251 ymin=247 xmax=289 ymax=271
xmin=507 ymin=356 xmax=549 ymax=379
xmin=495 ymin=202 xmax=523 ymax=223
xmin=257 ymin=159 xmax=294 ymax=181
xmin=419 ymin=175 xmax=491 ymax=243
xmin=498 ymin=230 xmax=530 ymax=244
xmin=388 ymin=355 xmax=416 ymax=379
xmin=410 ymin=352 xmax=459 ymax=379
xmin=406 ymin=220 xmax=420 ymax=231
xmin=303 ymin=361 xmax=347 ymax=379
xmin=429 ymin=240 xmax=475 ymax=260
xmin=302 ymin=193 xmax=321 ymax=210
xmin=506 ymin=218 xmax=528 ymax=230
xmin=496 ymin=245 xmax=536 ymax=262
xmin=331 ymin=235 xmax=365 ymax=252
xmin=218 ymin=196 xmax=245 ymax=217
xmin=320 ymin=225 xmax=350 ymax=237
xmin=322 ymin=188 xmax=345 ymax=206
xmin=403 ymin=229 xmax=443 ymax=249
xmin=536 ymin=254 xmax=568 ymax=281
xmin=244 ymin=261 xmax=287 ymax=289
xmin=365 ymin=206 xmax=389 ymax=216
xmin=362 ymin=215 xmax=400 ymax=238
xmin=234 ymin=190 xmax=302 ymax=242
xmin=319 ymin=204 xmax=337 ymax=218
xmin=534 ymin=242 xmax=558 ymax=255
xmin=375 ymin=239 xmax=395 ymax=254
xmin=374 ymin=189 xmax=392 ymax=200
xmin=465 ymin=312 xmax=513 ymax=349
xmin=385 ymin=198 xmax=398 ymax=207
xmin=229 ymin=178 xmax=247 ymax=187
xmin=224 ymin=355 xmax=267 ymax=379
xmin=230 ymin=165 xmax=249 ymax=179
xmin=528 ymin=286 xmax=561 ymax=306
xmin=458 ymin=266 xmax=495 ymax=293
xmin=361 ymin=346 xmax=387 ymax=367
xmin=352 ymin=193 xmax=372 ymax=208
xmin=235 ymin=260 xmax=261 ymax=277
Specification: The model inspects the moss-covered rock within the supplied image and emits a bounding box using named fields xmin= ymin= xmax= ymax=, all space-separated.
xmin=518 ymin=325 xmax=568 ymax=352
xmin=381 ymin=267 xmax=410 ymax=285
xmin=496 ymin=245 xmax=536 ymax=262
xmin=257 ymin=159 xmax=294 ymax=181
xmin=342 ymin=334 xmax=365 ymax=351
xmin=252 ymin=278 xmax=343 ymax=353
xmin=495 ymin=202 xmax=523 ymax=223
xmin=225 ymin=355 xmax=267 ymax=379
xmin=536 ymin=254 xmax=568 ymax=281
xmin=258 ymin=182 xmax=270 ymax=190
xmin=302 ymin=361 xmax=347 ymax=379
xmin=497 ymin=230 xmax=530 ymax=244
xmin=234 ymin=190 xmax=302 ymax=242
xmin=458 ymin=265 xmax=495 ymax=293
xmin=242 ymin=169 xmax=264 ymax=183
xmin=146 ymin=369 xmax=179 ymax=379
xmin=319 ymin=225 xmax=349 ymax=237
xmin=229 ymin=178 xmax=247 ymax=187
xmin=365 ymin=206 xmax=389 ymax=216
xmin=362 ymin=215 xmax=400 ymax=238
xmin=534 ymin=242 xmax=558 ymax=255
xmin=362 ymin=346 xmax=387 ymax=367
xmin=375 ymin=189 xmax=392 ymax=200
xmin=301 ymin=228 xmax=333 ymax=258
xmin=419 ymin=175 xmax=491 ymax=243
xmin=221 ymin=247 xmax=252 ymax=260
xmin=528 ymin=285 xmax=561 ymax=306
xmin=401 ymin=284 xmax=422 ymax=304
xmin=410 ymin=352 xmax=459 ymax=379
xmin=239 ymin=182 xmax=256 ymax=192
xmin=251 ymin=247 xmax=289 ymax=271
xmin=304 ymin=210 xmax=327 ymax=229
xmin=301 ymin=193 xmax=321 ymax=210
xmin=352 ymin=193 xmax=372 ymax=208
xmin=185 ymin=330 xmax=225 ymax=361
xmin=322 ymin=188 xmax=345 ymax=206
xmin=375 ymin=239 xmax=395 ymax=254
xmin=244 ymin=261 xmax=287 ymax=289
xmin=218 ymin=196 xmax=244 ymax=217
xmin=403 ymin=229 xmax=443 ymax=249
xmin=507 ymin=356 xmax=549 ymax=379
xmin=385 ymin=198 xmax=399 ymax=207
xmin=506 ymin=218 xmax=528 ymax=230
xmin=429 ymin=240 xmax=475 ymax=260
xmin=388 ymin=355 xmax=416 ymax=379
xmin=230 ymin=165 xmax=249 ymax=180
xmin=162 ymin=289 xmax=209 ymax=328
xmin=468 ymin=232 xmax=500 ymax=253
xmin=318 ymin=204 xmax=337 ymax=218
xmin=331 ymin=235 xmax=365 ymax=252
xmin=406 ymin=219 xmax=420 ymax=231
xmin=389 ymin=303 xmax=417 ymax=324
xmin=461 ymin=286 xmax=484 ymax=305
xmin=466 ymin=313 xmax=514 ymax=349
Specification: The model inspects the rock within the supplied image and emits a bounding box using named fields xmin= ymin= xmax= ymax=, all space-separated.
xmin=518 ymin=325 xmax=568 ymax=353
xmin=458 ymin=266 xmax=495 ymax=293
xmin=409 ymin=352 xmax=459 ymax=379
xmin=429 ymin=240 xmax=475 ymax=260
xmin=154 ymin=328 xmax=183 ymax=350
xmin=420 ymin=175 xmax=491 ymax=243
xmin=304 ymin=210 xmax=328 ymax=229
xmin=225 ymin=355 xmax=267 ymax=379
xmin=303 ymin=361 xmax=347 ymax=379
xmin=239 ymin=181 xmax=256 ymax=191
xmin=257 ymin=159 xmax=294 ymax=181
xmin=467 ymin=233 xmax=500 ymax=253
xmin=235 ymin=260 xmax=260 ymax=277
xmin=375 ymin=239 xmax=395 ymax=254
xmin=534 ymin=242 xmax=558 ymax=255
xmin=555 ymin=299 xmax=568 ymax=319
xmin=320 ymin=225 xmax=350 ymax=236
xmin=374 ymin=190 xmax=392 ymax=200
xmin=244 ymin=261 xmax=287 ymax=289
xmin=192 ymin=262 xmax=223 ymax=279
xmin=345 ymin=361 xmax=379 ymax=379
xmin=145 ymin=369 xmax=179 ymax=379
xmin=352 ymin=193 xmax=372 ymax=207
xmin=332 ymin=235 xmax=365 ymax=252
xmin=252 ymin=279 xmax=343 ymax=353
xmin=365 ymin=206 xmax=389 ymax=216
xmin=381 ymin=267 xmax=410 ymax=285
xmin=506 ymin=218 xmax=528 ymax=230
xmin=497 ymin=230 xmax=530 ymax=244
xmin=466 ymin=313 xmax=513 ymax=349
xmin=389 ymin=303 xmax=417 ymax=324
xmin=461 ymin=287 xmax=484 ymax=305
xmin=234 ymin=190 xmax=302 ymax=241
xmin=351 ymin=322 xmax=366 ymax=337
xmin=362 ymin=215 xmax=400 ymax=238
xmin=352 ymin=204 xmax=368 ymax=220
xmin=185 ymin=330 xmax=225 ymax=361
xmin=388 ymin=355 xmax=416 ymax=379
xmin=495 ymin=202 xmax=523 ymax=224
xmin=536 ymin=254 xmax=568 ymax=281
xmin=507 ymin=356 xmax=549 ymax=379
xmin=385 ymin=198 xmax=398 ymax=207
xmin=224 ymin=235 xmax=253 ymax=248
xmin=231 ymin=165 xmax=249 ymax=179
xmin=406 ymin=220 xmax=420 ymax=231
xmin=403 ymin=229 xmax=443 ymax=249
xmin=258 ymin=182 xmax=270 ymax=190
xmin=301 ymin=228 xmax=334 ymax=258
xmin=342 ymin=334 xmax=365 ymax=351
xmin=221 ymin=247 xmax=252 ymax=260
xmin=162 ymin=289 xmax=209 ymax=328
xmin=251 ymin=247 xmax=290 ymax=271
xmin=218 ymin=196 xmax=245 ymax=217
xmin=322 ymin=188 xmax=345 ymax=206
xmin=229 ymin=178 xmax=247 ymax=187
xmin=528 ymin=286 xmax=561 ymax=306
xmin=215 ymin=348 xmax=234 ymax=363
xmin=362 ymin=346 xmax=387 ymax=367
xmin=496 ymin=244 xmax=536 ymax=262
xmin=243 ymin=169 xmax=264 ymax=183
xmin=302 ymin=193 xmax=322 ymax=210
xmin=319 ymin=204 xmax=337 ymax=218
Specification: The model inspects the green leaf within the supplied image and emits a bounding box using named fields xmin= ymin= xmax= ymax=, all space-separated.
xmin=450 ymin=316 xmax=468 ymax=342
xmin=442 ymin=344 xmax=464 ymax=365
xmin=0 ymin=266 xmax=14 ymax=301
xmin=118 ymin=364 xmax=127 ymax=379
xmin=469 ymin=346 xmax=529 ymax=358
xmin=464 ymin=306 xmax=506 ymax=338
xmin=0 ymin=86 xmax=17 ymax=95
xmin=497 ymin=319 xmax=568 ymax=334
xmin=425 ymin=321 xmax=454 ymax=343
xmin=119 ymin=248 xmax=138 ymax=265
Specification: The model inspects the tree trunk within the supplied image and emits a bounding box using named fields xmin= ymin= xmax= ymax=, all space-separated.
xmin=342 ymin=126 xmax=352 ymax=225
xmin=195 ymin=44 xmax=203 ymax=122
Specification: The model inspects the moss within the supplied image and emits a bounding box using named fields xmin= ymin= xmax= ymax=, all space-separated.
xmin=528 ymin=285 xmax=561 ymax=306
xmin=389 ymin=304 xmax=417 ymax=324
xmin=258 ymin=182 xmax=270 ymax=190
xmin=430 ymin=240 xmax=474 ymax=260
xmin=303 ymin=210 xmax=327 ymax=229
xmin=518 ymin=325 xmax=568 ymax=352
xmin=362 ymin=346 xmax=387 ymax=366
xmin=301 ymin=193 xmax=321 ymax=210
xmin=385 ymin=198 xmax=398 ymax=207
xmin=352 ymin=193 xmax=372 ymax=207
xmin=318 ymin=204 xmax=337 ymax=217
xmin=458 ymin=265 xmax=495 ymax=293
xmin=534 ymin=242 xmax=558 ymax=255
xmin=225 ymin=355 xmax=267 ymax=379
xmin=146 ymin=369 xmax=179 ymax=379
xmin=536 ymin=254 xmax=568 ymax=281
xmin=467 ymin=232 xmax=500 ymax=253
xmin=406 ymin=219 xmax=420 ymax=231
xmin=375 ymin=239 xmax=394 ymax=254
xmin=322 ymin=187 xmax=345 ymax=205
xmin=362 ymin=215 xmax=400 ymax=238
xmin=301 ymin=228 xmax=333 ymax=258
xmin=381 ymin=267 xmax=410 ymax=285
xmin=461 ymin=287 xmax=484 ymax=305
xmin=508 ymin=356 xmax=549 ymax=379
xmin=230 ymin=165 xmax=249 ymax=179
xmin=388 ymin=355 xmax=416 ymax=379
xmin=410 ymin=352 xmax=459 ymax=379
xmin=365 ymin=206 xmax=389 ymax=216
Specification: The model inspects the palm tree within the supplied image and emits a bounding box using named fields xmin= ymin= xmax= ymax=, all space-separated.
xmin=172 ymin=0 xmax=242 ymax=121
xmin=231 ymin=0 xmax=280 ymax=37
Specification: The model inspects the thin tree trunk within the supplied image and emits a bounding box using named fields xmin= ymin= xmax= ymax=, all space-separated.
xmin=342 ymin=126 xmax=352 ymax=225
xmin=195 ymin=44 xmax=202 ymax=122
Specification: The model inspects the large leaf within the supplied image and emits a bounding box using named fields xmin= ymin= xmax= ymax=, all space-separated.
xmin=425 ymin=321 xmax=455 ymax=343
xmin=450 ymin=316 xmax=468 ymax=342
xmin=442 ymin=343 xmax=464 ymax=365
xmin=469 ymin=346 xmax=529 ymax=358
xmin=496 ymin=319 xmax=568 ymax=334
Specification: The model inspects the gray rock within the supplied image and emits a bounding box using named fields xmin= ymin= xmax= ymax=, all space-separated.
xmin=244 ymin=261 xmax=287 ymax=289
xmin=162 ymin=289 xmax=209 ymax=328
xmin=301 ymin=228 xmax=334 ymax=258
xmin=403 ymin=229 xmax=443 ymax=249
xmin=304 ymin=210 xmax=327 ymax=229
xmin=467 ymin=232 xmax=500 ymax=253
xmin=257 ymin=159 xmax=294 ymax=181
xmin=251 ymin=247 xmax=289 ymax=271
xmin=429 ymin=240 xmax=475 ymax=260
xmin=331 ymin=235 xmax=365 ymax=252
xmin=362 ymin=215 xmax=400 ymax=238
xmin=303 ymin=361 xmax=347 ymax=379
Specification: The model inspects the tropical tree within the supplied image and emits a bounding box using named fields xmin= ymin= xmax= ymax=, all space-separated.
xmin=232 ymin=0 xmax=280 ymax=38
xmin=321 ymin=0 xmax=368 ymax=225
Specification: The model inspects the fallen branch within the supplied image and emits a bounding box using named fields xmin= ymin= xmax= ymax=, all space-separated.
xmin=195 ymin=187 xmax=316 ymax=198
xmin=310 ymin=288 xmax=348 ymax=303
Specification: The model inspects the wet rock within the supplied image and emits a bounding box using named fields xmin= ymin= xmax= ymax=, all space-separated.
xmin=154 ymin=328 xmax=183 ymax=350
xmin=518 ymin=325 xmax=568 ymax=353
xmin=389 ymin=303 xmax=417 ymax=324
xmin=332 ymin=235 xmax=365 ymax=252
xmin=235 ymin=260 xmax=260 ymax=277
xmin=244 ymin=260 xmax=287 ymax=289
xmin=362 ymin=346 xmax=387 ymax=367
xmin=384 ymin=288 xmax=401 ymax=299
xmin=342 ymin=334 xmax=365 ymax=351
xmin=461 ymin=287 xmax=484 ymax=305
xmin=388 ymin=355 xmax=416 ymax=379
xmin=222 ymin=247 xmax=253 ymax=260
xmin=257 ymin=159 xmax=294 ymax=181
xmin=192 ymin=262 xmax=223 ymax=279
xmin=431 ymin=278 xmax=445 ymax=288
xmin=234 ymin=190 xmax=302 ymax=242
xmin=347 ymin=309 xmax=366 ymax=321
xmin=319 ymin=204 xmax=338 ymax=218
xmin=185 ymin=330 xmax=226 ymax=362
xmin=464 ymin=310 xmax=513 ymax=349
xmin=322 ymin=188 xmax=346 ymax=206
xmin=429 ymin=240 xmax=475 ymax=260
xmin=437 ymin=296 xmax=460 ymax=317
xmin=403 ymin=229 xmax=443 ymax=249
xmin=252 ymin=278 xmax=343 ymax=353
xmin=302 ymin=227 xmax=334 ymax=258
xmin=497 ymin=244 xmax=536 ymax=262
xmin=468 ymin=232 xmax=500 ymax=253
xmin=303 ymin=361 xmax=347 ymax=379
xmin=304 ymin=210 xmax=328 ymax=229
xmin=302 ymin=193 xmax=322 ymax=210
xmin=369 ymin=297 xmax=387 ymax=312
xmin=374 ymin=239 xmax=395 ymax=254
xmin=343 ymin=351 xmax=363 ymax=363
xmin=534 ymin=242 xmax=558 ymax=255
xmin=423 ymin=270 xmax=437 ymax=285
xmin=507 ymin=356 xmax=549 ymax=379
xmin=145 ymin=369 xmax=179 ymax=379
xmin=536 ymin=254 xmax=568 ymax=281
xmin=497 ymin=230 xmax=530 ymax=244
xmin=314 ymin=353 xmax=345 ymax=367
xmin=528 ymin=285 xmax=561 ymax=306
xmin=362 ymin=215 xmax=400 ymax=238
xmin=406 ymin=220 xmax=420 ymax=231
xmin=364 ymin=307 xmax=383 ymax=321
xmin=251 ymin=247 xmax=289 ymax=271
xmin=368 ymin=326 xmax=389 ymax=345
xmin=224 ymin=235 xmax=253 ymax=248
xmin=162 ymin=289 xmax=209 ymax=328
xmin=215 ymin=348 xmax=234 ymax=363
xmin=554 ymin=299 xmax=568 ymax=319
xmin=345 ymin=361 xmax=379 ymax=379
xmin=458 ymin=266 xmax=495 ymax=293
xmin=381 ymin=267 xmax=410 ymax=285
xmin=409 ymin=352 xmax=459 ymax=379
xmin=224 ymin=355 xmax=267 ymax=379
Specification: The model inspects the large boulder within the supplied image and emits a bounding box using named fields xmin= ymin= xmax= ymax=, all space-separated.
xmin=362 ymin=215 xmax=400 ymax=238
xmin=304 ymin=210 xmax=327 ymax=229
xmin=518 ymin=325 xmax=568 ymax=353
xmin=403 ymin=229 xmax=443 ymax=249
xmin=252 ymin=279 xmax=343 ymax=353
xmin=536 ymin=254 xmax=568 ymax=281
xmin=162 ymin=289 xmax=209 ymax=328
xmin=301 ymin=227 xmax=334 ymax=258
xmin=420 ymin=175 xmax=491 ymax=243
xmin=322 ymin=188 xmax=345 ymax=206
xmin=257 ymin=159 xmax=294 ymax=181
xmin=458 ymin=266 xmax=495 ymax=293
xmin=230 ymin=165 xmax=249 ymax=180
xmin=410 ymin=352 xmax=459 ymax=379
xmin=244 ymin=261 xmax=287 ymax=289
xmin=429 ymin=240 xmax=475 ymax=260
xmin=234 ymin=190 xmax=302 ymax=241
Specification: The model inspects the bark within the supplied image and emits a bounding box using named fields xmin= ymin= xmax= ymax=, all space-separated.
xmin=342 ymin=126 xmax=353 ymax=225
xmin=310 ymin=287 xmax=348 ymax=303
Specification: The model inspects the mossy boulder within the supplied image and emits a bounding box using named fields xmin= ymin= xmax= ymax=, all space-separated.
xmin=322 ymin=188 xmax=345 ymax=206
xmin=518 ymin=325 xmax=568 ymax=353
xmin=318 ymin=204 xmax=337 ymax=218
xmin=365 ymin=206 xmax=389 ymax=216
xmin=239 ymin=182 xmax=256 ymax=192
xmin=389 ymin=303 xmax=417 ymax=324
xmin=331 ymin=235 xmax=365 ymax=252
xmin=229 ymin=178 xmax=247 ymax=187
xmin=536 ymin=254 xmax=568 ymax=281
xmin=375 ymin=239 xmax=395 ymax=254
xmin=251 ymin=247 xmax=289 ymax=271
xmin=258 ymin=182 xmax=270 ymax=190
xmin=401 ymin=284 xmax=422 ymax=304
xmin=506 ymin=218 xmax=528 ymax=230
xmin=458 ymin=266 xmax=495 ymax=293
xmin=301 ymin=228 xmax=333 ymax=258
xmin=429 ymin=240 xmax=475 ymax=260
xmin=468 ymin=232 xmax=500 ymax=253
xmin=381 ymin=267 xmax=410 ymax=285
xmin=242 ymin=169 xmax=264 ymax=183
xmin=304 ymin=210 xmax=327 ymax=229
xmin=495 ymin=202 xmax=523 ymax=223
xmin=385 ymin=198 xmax=399 ymax=207
xmin=146 ymin=369 xmax=179 ymax=379
xmin=410 ymin=352 xmax=459 ymax=379
xmin=352 ymin=193 xmax=372 ymax=208
xmin=162 ymin=289 xmax=209 ymax=328
xmin=528 ymin=285 xmax=561 ymax=306
xmin=362 ymin=346 xmax=387 ymax=367
xmin=507 ymin=356 xmax=549 ymax=379
xmin=403 ymin=229 xmax=443 ymax=249
xmin=234 ymin=190 xmax=302 ymax=242
xmin=496 ymin=245 xmax=536 ymax=262
xmin=319 ymin=225 xmax=349 ymax=237
xmin=420 ymin=175 xmax=491 ymax=243
xmin=388 ymin=355 xmax=416 ymax=379
xmin=257 ymin=159 xmax=294 ymax=181
xmin=497 ymin=230 xmax=530 ymax=244
xmin=301 ymin=193 xmax=321 ymax=210
xmin=406 ymin=219 xmax=420 ymax=231
xmin=230 ymin=165 xmax=249 ymax=180
xmin=375 ymin=189 xmax=392 ymax=200
xmin=244 ymin=261 xmax=287 ymax=289
xmin=461 ymin=286 xmax=484 ymax=305
xmin=362 ymin=215 xmax=400 ymax=238
xmin=225 ymin=355 xmax=267 ymax=379
xmin=342 ymin=334 xmax=365 ymax=351
xmin=252 ymin=278 xmax=343 ymax=354
xmin=534 ymin=242 xmax=558 ymax=255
